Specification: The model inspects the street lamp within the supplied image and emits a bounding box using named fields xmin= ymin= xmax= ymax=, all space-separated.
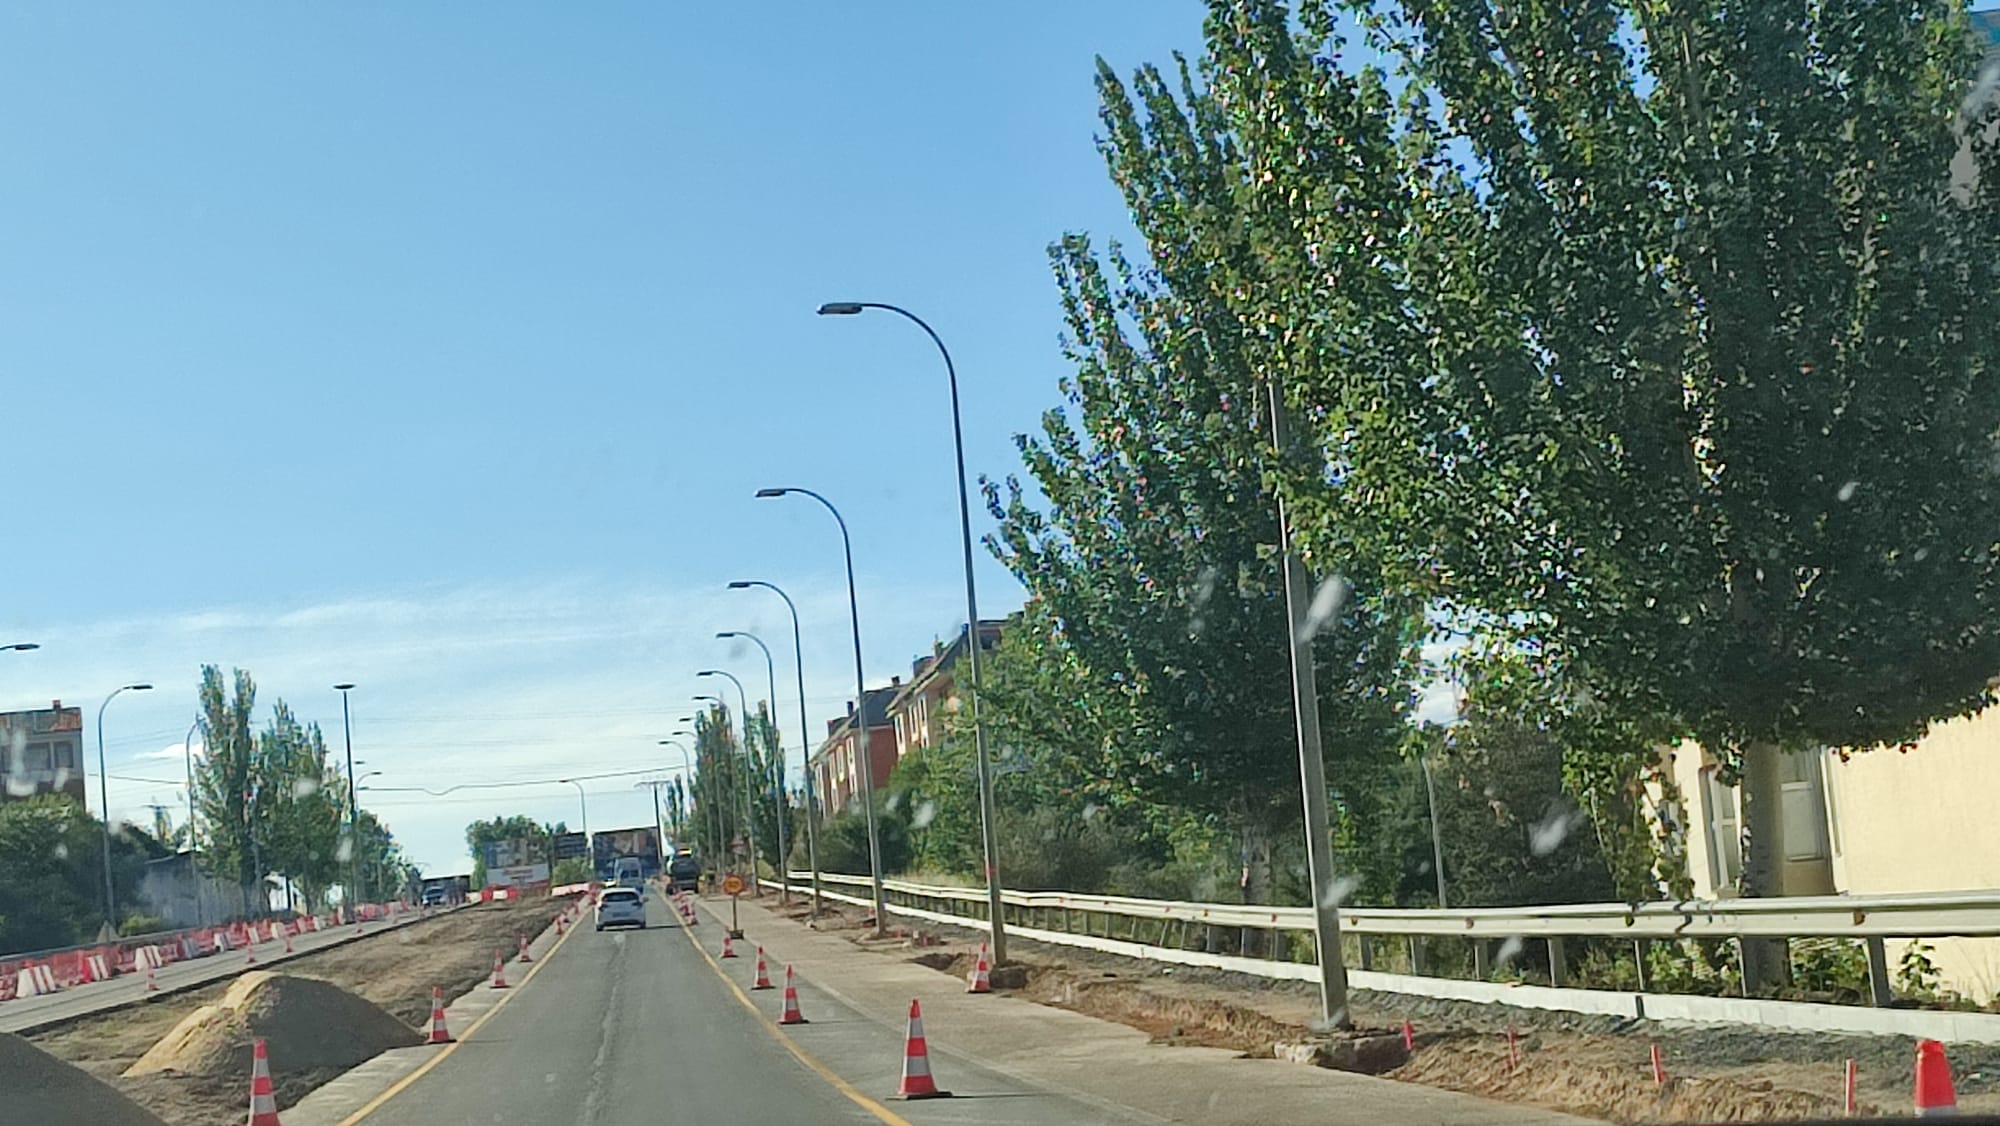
xmin=718 ymin=628 xmax=792 ymax=905
xmin=2 ymin=642 xmax=39 ymax=652
xmin=560 ymin=778 xmax=588 ymax=839
xmin=695 ymin=680 xmax=762 ymax=889
xmin=333 ymin=684 xmax=361 ymax=920
xmin=755 ymin=485 xmax=885 ymax=935
xmin=818 ymin=300 xmax=1007 ymax=960
xmin=656 ymin=739 xmax=699 ymax=843
xmin=729 ymin=580 xmax=824 ymax=918
xmin=96 ymin=682 xmax=153 ymax=928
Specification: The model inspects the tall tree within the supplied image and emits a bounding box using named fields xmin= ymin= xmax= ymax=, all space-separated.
xmin=1211 ymin=0 xmax=2000 ymax=982
xmin=987 ymin=39 xmax=1424 ymax=902
xmin=192 ymin=665 xmax=261 ymax=911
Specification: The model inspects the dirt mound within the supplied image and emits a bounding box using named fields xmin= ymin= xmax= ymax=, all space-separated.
xmin=124 ymin=971 xmax=419 ymax=1080
xmin=0 ymin=1031 xmax=169 ymax=1126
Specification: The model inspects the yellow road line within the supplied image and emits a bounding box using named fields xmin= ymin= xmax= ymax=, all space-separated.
xmin=340 ymin=908 xmax=581 ymax=1125
xmin=681 ymin=903 xmax=912 ymax=1126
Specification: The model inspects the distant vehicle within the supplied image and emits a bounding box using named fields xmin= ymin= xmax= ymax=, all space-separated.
xmin=612 ymin=856 xmax=647 ymax=896
xmin=667 ymin=851 xmax=701 ymax=893
xmin=420 ymin=885 xmax=449 ymax=907
xmin=595 ymin=887 xmax=646 ymax=931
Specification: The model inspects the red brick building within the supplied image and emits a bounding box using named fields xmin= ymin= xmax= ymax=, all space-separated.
xmin=811 ymin=684 xmax=898 ymax=814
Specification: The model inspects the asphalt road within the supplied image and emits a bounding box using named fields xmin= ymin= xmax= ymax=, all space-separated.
xmin=0 ymin=909 xmax=436 ymax=1035
xmin=354 ymin=903 xmax=1118 ymax=1126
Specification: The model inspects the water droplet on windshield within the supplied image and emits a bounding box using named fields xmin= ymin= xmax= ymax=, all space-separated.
xmin=1297 ymin=576 xmax=1353 ymax=643
xmin=911 ymin=800 xmax=937 ymax=830
xmin=1837 ymin=481 xmax=1859 ymax=502
xmin=1528 ymin=805 xmax=1586 ymax=856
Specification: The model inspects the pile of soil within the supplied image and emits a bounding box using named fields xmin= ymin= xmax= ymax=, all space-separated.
xmin=124 ymin=971 xmax=419 ymax=1080
xmin=0 ymin=1032 xmax=169 ymax=1126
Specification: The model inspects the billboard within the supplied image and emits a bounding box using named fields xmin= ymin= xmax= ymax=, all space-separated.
xmin=482 ymin=838 xmax=550 ymax=887
xmin=552 ymin=831 xmax=589 ymax=860
xmin=591 ymin=826 xmax=662 ymax=878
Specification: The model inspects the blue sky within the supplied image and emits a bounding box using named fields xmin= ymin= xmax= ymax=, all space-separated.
xmin=0 ymin=2 xmax=1213 ymax=872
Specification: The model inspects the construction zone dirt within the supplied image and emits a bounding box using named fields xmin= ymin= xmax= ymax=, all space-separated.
xmin=124 ymin=971 xmax=420 ymax=1078
xmin=881 ymin=915 xmax=2000 ymax=1122
xmin=0 ymin=1031 xmax=169 ymax=1126
xmin=28 ymin=895 xmax=568 ymax=1126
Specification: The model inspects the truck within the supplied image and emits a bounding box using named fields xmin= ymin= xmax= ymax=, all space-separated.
xmin=591 ymin=826 xmax=663 ymax=883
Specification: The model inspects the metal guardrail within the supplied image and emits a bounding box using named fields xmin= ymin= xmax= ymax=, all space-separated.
xmin=778 ymin=871 xmax=2000 ymax=1006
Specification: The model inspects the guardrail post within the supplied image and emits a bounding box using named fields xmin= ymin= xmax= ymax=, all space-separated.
xmin=1865 ymin=937 xmax=1893 ymax=1007
xmin=1357 ymin=935 xmax=1373 ymax=971
xmin=1633 ymin=940 xmax=1650 ymax=992
xmin=1548 ymin=937 xmax=1568 ymax=988
xmin=1473 ymin=940 xmax=1491 ymax=980
xmin=1409 ymin=935 xmax=1427 ymax=975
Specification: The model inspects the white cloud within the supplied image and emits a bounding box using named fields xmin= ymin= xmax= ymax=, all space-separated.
xmin=9 ymin=574 xmax=969 ymax=874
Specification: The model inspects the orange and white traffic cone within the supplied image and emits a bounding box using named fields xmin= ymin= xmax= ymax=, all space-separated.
xmin=751 ymin=947 xmax=773 ymax=990
xmin=894 ymin=998 xmax=951 ymax=1099
xmin=426 ymin=985 xmax=452 ymax=1045
xmin=282 ymin=929 xmax=294 ymax=954
xmin=778 ymin=965 xmax=808 ymax=1025
xmin=966 ymin=942 xmax=991 ymax=994
xmin=517 ymin=935 xmax=533 ymax=963
xmin=247 ymin=1037 xmax=281 ymax=1125
xmin=490 ymin=950 xmax=509 ymax=990
xmin=1915 ymin=1038 xmax=1956 ymax=1117
xmin=721 ymin=935 xmax=737 ymax=958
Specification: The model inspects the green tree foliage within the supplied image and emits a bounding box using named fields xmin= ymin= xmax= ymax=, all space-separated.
xmin=689 ymin=705 xmax=749 ymax=865
xmin=984 ymin=31 xmax=1423 ymax=902
xmin=193 ymin=666 xmax=260 ymax=902
xmin=1201 ymin=0 xmax=1999 ymax=976
xmin=0 ymin=796 xmax=155 ymax=953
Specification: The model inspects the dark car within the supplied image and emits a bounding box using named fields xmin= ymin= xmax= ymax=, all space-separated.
xmin=667 ymin=852 xmax=701 ymax=893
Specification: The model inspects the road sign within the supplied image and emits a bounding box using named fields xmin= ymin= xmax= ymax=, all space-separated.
xmin=721 ymin=873 xmax=745 ymax=896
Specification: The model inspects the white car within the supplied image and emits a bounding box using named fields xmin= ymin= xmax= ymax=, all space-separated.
xmin=595 ymin=887 xmax=647 ymax=931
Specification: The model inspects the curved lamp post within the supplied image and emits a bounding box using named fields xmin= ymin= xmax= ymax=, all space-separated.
xmin=696 ymin=670 xmax=762 ymax=893
xmin=818 ymin=300 xmax=1006 ymax=959
xmin=728 ymin=580 xmax=824 ymax=918
xmin=96 ymin=682 xmax=154 ymax=927
xmin=717 ymin=630 xmax=791 ymax=903
xmin=755 ymin=485 xmax=885 ymax=935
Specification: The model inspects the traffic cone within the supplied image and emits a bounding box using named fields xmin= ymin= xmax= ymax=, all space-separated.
xmin=247 ymin=1037 xmax=281 ymax=1126
xmin=1402 ymin=1019 xmax=1415 ymax=1052
xmin=894 ymin=998 xmax=951 ymax=1099
xmin=751 ymin=947 xmax=773 ymax=990
xmin=245 ymin=942 xmax=258 ymax=966
xmin=966 ymin=942 xmax=991 ymax=994
xmin=426 ymin=985 xmax=452 ymax=1044
xmin=282 ymin=930 xmax=294 ymax=954
xmin=1914 ymin=1038 xmax=1956 ymax=1117
xmin=778 ymin=965 xmax=808 ymax=1025
xmin=490 ymin=950 xmax=509 ymax=990
xmin=721 ymin=935 xmax=737 ymax=959
xmin=517 ymin=935 xmax=533 ymax=963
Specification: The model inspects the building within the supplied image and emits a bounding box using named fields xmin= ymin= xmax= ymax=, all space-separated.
xmin=887 ymin=621 xmax=1005 ymax=764
xmin=1664 ymin=708 xmax=2000 ymax=1003
xmin=0 ymin=701 xmax=86 ymax=806
xmin=811 ymin=684 xmax=898 ymax=814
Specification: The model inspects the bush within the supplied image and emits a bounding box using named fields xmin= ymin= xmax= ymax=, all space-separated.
xmin=118 ymin=914 xmax=169 ymax=938
xmin=550 ymin=858 xmax=592 ymax=886
xmin=994 ymin=805 xmax=1125 ymax=892
xmin=818 ymin=804 xmax=910 ymax=877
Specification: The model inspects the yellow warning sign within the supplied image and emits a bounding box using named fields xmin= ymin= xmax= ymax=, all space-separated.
xmin=720 ymin=873 xmax=746 ymax=896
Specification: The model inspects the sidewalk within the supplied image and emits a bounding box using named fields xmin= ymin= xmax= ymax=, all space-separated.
xmin=698 ymin=894 xmax=1596 ymax=1126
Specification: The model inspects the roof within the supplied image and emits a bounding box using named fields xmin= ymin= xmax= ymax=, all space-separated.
xmin=1978 ymin=9 xmax=2000 ymax=55
xmin=888 ymin=620 xmax=1005 ymax=713
xmin=816 ymin=685 xmax=898 ymax=761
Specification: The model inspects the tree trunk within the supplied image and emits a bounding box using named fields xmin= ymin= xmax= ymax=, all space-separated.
xmin=1737 ymin=744 xmax=1791 ymax=993
xmin=1239 ymin=818 xmax=1275 ymax=905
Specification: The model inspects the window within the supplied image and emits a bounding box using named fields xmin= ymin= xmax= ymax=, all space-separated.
xmin=1778 ymin=751 xmax=1831 ymax=863
xmin=23 ymin=742 xmax=52 ymax=771
xmin=1701 ymin=767 xmax=1742 ymax=891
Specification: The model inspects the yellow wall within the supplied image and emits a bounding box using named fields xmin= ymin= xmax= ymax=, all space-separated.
xmin=1823 ymin=708 xmax=2000 ymax=1003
